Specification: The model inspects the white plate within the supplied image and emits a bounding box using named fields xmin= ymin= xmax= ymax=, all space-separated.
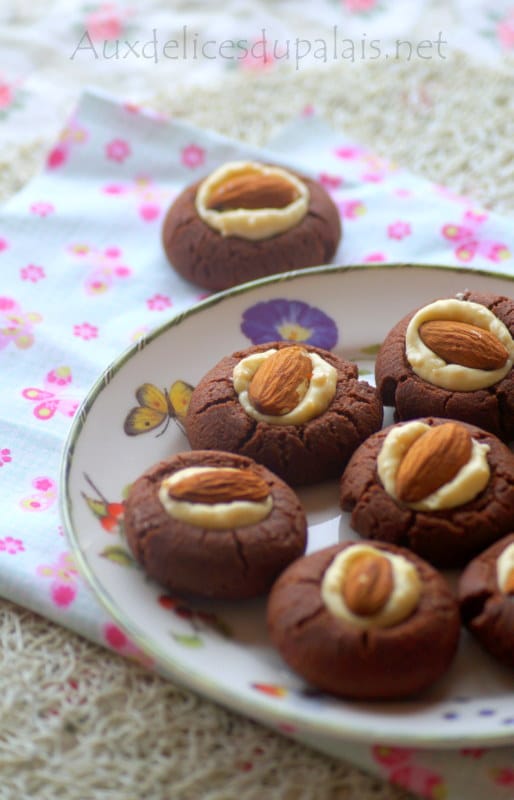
xmin=61 ymin=264 xmax=514 ymax=749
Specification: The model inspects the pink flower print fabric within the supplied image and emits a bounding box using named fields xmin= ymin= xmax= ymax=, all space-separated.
xmin=105 ymin=138 xmax=131 ymax=163
xmin=362 ymin=251 xmax=387 ymax=262
xmin=22 ymin=367 xmax=79 ymax=421
xmin=371 ymin=746 xmax=447 ymax=799
xmin=334 ymin=144 xmax=397 ymax=182
xmin=102 ymin=623 xmax=154 ymax=668
xmin=441 ymin=210 xmax=511 ymax=263
xmin=0 ymin=78 xmax=14 ymax=111
xmin=388 ymin=220 xmax=412 ymax=240
xmin=30 ymin=201 xmax=55 ymax=217
xmin=181 ymin=143 xmax=206 ymax=168
xmin=103 ymin=176 xmax=171 ymax=222
xmin=0 ymin=297 xmax=42 ymax=350
xmin=20 ymin=264 xmax=45 ymax=282
xmin=0 ymin=448 xmax=12 ymax=467
xmin=318 ymin=172 xmax=343 ymax=190
xmin=146 ymin=293 xmax=172 ymax=311
xmin=20 ymin=477 xmax=57 ymax=512
xmin=0 ymin=536 xmax=25 ymax=555
xmin=73 ymin=322 xmax=98 ymax=340
xmin=497 ymin=12 xmax=514 ymax=50
xmin=37 ymin=553 xmax=79 ymax=608
xmin=343 ymin=0 xmax=381 ymax=13
xmin=85 ymin=4 xmax=126 ymax=42
xmin=67 ymin=243 xmax=132 ymax=295
xmin=46 ymin=119 xmax=89 ymax=170
xmin=0 ymin=76 xmax=28 ymax=121
xmin=339 ymin=199 xmax=366 ymax=219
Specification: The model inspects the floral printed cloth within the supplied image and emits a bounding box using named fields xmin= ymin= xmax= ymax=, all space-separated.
xmin=1 ymin=87 xmax=514 ymax=799
xmin=1 ymin=0 xmax=514 ymax=153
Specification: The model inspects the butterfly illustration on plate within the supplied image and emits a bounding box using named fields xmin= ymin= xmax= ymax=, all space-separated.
xmin=123 ymin=380 xmax=194 ymax=437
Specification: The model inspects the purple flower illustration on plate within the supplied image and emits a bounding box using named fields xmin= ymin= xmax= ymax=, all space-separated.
xmin=241 ymin=299 xmax=338 ymax=349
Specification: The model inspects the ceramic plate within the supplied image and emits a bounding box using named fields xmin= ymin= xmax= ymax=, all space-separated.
xmin=61 ymin=264 xmax=514 ymax=749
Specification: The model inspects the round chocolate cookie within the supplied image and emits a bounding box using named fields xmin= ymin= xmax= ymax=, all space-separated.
xmin=375 ymin=290 xmax=514 ymax=441
xmin=458 ymin=533 xmax=514 ymax=669
xmin=184 ymin=341 xmax=383 ymax=486
xmin=267 ymin=540 xmax=460 ymax=700
xmin=161 ymin=160 xmax=341 ymax=291
xmin=340 ymin=417 xmax=514 ymax=568
xmin=123 ymin=450 xmax=307 ymax=600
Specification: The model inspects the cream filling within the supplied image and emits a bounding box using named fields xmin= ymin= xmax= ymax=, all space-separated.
xmin=232 ymin=349 xmax=337 ymax=426
xmin=321 ymin=544 xmax=421 ymax=630
xmin=496 ymin=541 xmax=514 ymax=594
xmin=377 ymin=421 xmax=491 ymax=511
xmin=158 ymin=466 xmax=273 ymax=529
xmin=405 ymin=299 xmax=514 ymax=391
xmin=195 ymin=161 xmax=309 ymax=240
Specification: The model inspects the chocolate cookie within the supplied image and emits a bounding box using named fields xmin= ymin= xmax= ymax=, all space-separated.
xmin=162 ymin=160 xmax=341 ymax=291
xmin=458 ymin=533 xmax=514 ymax=668
xmin=184 ymin=341 xmax=383 ymax=486
xmin=267 ymin=541 xmax=460 ymax=700
xmin=123 ymin=450 xmax=307 ymax=600
xmin=375 ymin=291 xmax=514 ymax=441
xmin=340 ymin=417 xmax=514 ymax=568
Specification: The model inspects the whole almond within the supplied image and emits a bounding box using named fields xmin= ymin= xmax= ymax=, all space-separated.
xmin=248 ymin=347 xmax=313 ymax=416
xmin=168 ymin=468 xmax=270 ymax=504
xmin=206 ymin=173 xmax=299 ymax=211
xmin=342 ymin=552 xmax=394 ymax=616
xmin=419 ymin=320 xmax=509 ymax=370
xmin=395 ymin=422 xmax=473 ymax=504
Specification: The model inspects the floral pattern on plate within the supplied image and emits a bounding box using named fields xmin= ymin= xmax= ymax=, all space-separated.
xmin=241 ymin=298 xmax=338 ymax=349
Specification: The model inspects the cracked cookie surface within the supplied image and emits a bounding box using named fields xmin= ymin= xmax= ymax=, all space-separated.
xmin=340 ymin=417 xmax=514 ymax=568
xmin=161 ymin=171 xmax=341 ymax=291
xmin=267 ymin=541 xmax=460 ymax=700
xmin=458 ymin=533 xmax=514 ymax=669
xmin=123 ymin=450 xmax=307 ymax=600
xmin=375 ymin=291 xmax=514 ymax=441
xmin=184 ymin=341 xmax=383 ymax=487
